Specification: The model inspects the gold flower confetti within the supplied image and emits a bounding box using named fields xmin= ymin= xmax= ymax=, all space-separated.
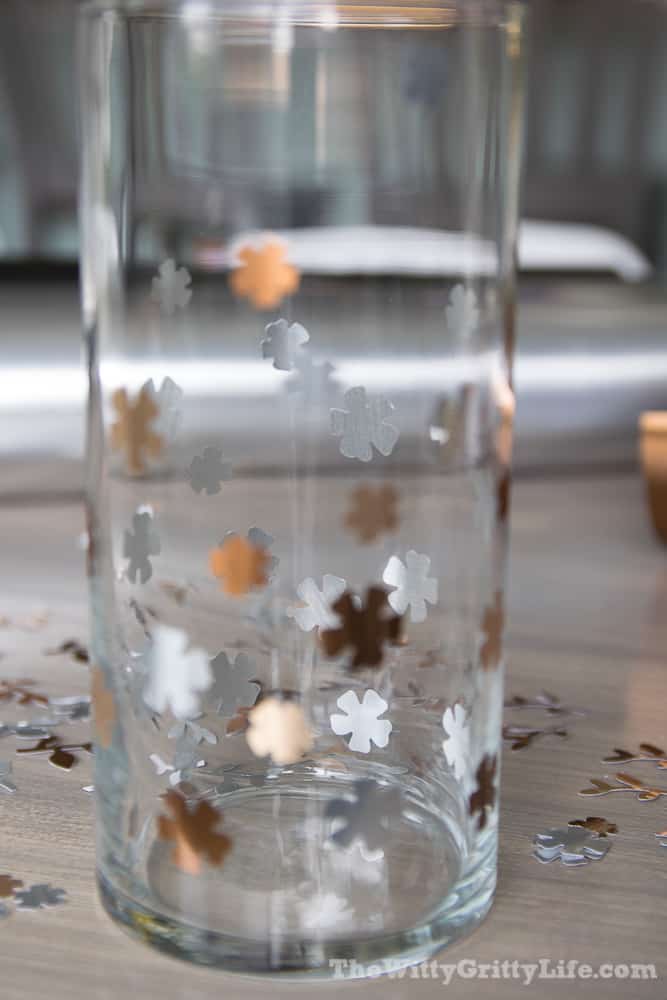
xmin=157 ymin=790 xmax=231 ymax=876
xmin=344 ymin=484 xmax=399 ymax=544
xmin=579 ymin=772 xmax=667 ymax=802
xmin=246 ymin=697 xmax=313 ymax=766
xmin=480 ymin=591 xmax=504 ymax=670
xmin=17 ymin=736 xmax=94 ymax=771
xmin=568 ymin=817 xmax=618 ymax=837
xmin=603 ymin=743 xmax=666 ymax=765
xmin=110 ymin=385 xmax=163 ymax=476
xmin=320 ymin=587 xmax=403 ymax=669
xmin=0 ymin=679 xmax=49 ymax=706
xmin=91 ymin=668 xmax=116 ymax=750
xmin=209 ymin=534 xmax=271 ymax=596
xmin=229 ymin=241 xmax=300 ymax=310
xmin=469 ymin=755 xmax=497 ymax=830
xmin=0 ymin=874 xmax=23 ymax=898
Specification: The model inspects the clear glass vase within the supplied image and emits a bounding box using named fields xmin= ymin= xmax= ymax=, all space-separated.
xmin=80 ymin=0 xmax=525 ymax=976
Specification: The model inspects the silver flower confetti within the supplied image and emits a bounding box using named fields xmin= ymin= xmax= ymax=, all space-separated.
xmin=533 ymin=827 xmax=612 ymax=867
xmin=124 ymin=510 xmax=161 ymax=584
xmin=168 ymin=718 xmax=218 ymax=746
xmin=383 ymin=550 xmax=438 ymax=623
xmin=286 ymin=354 xmax=339 ymax=402
xmin=187 ymin=446 xmax=233 ymax=496
xmin=330 ymin=690 xmax=392 ymax=754
xmin=151 ymin=259 xmax=193 ymax=315
xmin=331 ymin=387 xmax=399 ymax=462
xmin=325 ymin=780 xmax=402 ymax=853
xmin=208 ymin=651 xmax=260 ymax=717
xmin=287 ymin=575 xmax=346 ymax=633
xmin=262 ymin=318 xmax=310 ymax=371
xmin=14 ymin=884 xmax=68 ymax=910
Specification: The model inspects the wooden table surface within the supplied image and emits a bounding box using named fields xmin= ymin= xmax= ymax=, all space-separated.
xmin=1 ymin=473 xmax=665 ymax=999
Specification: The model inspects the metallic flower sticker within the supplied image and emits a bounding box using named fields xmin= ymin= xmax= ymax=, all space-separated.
xmin=286 ymin=354 xmax=339 ymax=402
xmin=446 ymin=284 xmax=479 ymax=341
xmin=331 ymin=387 xmax=399 ymax=462
xmin=142 ymin=624 xmax=213 ymax=720
xmin=229 ymin=240 xmax=300 ymax=310
xmin=0 ymin=875 xmax=23 ymax=898
xmin=157 ymin=789 xmax=231 ymax=875
xmin=469 ymin=755 xmax=497 ymax=830
xmin=51 ymin=695 xmax=92 ymax=722
xmin=325 ymin=780 xmax=402 ymax=852
xmin=210 ymin=535 xmax=271 ymax=597
xmin=167 ymin=719 xmax=217 ymax=746
xmin=246 ymin=697 xmax=314 ymax=766
xmin=124 ymin=510 xmax=161 ymax=584
xmin=579 ymin=772 xmax=667 ymax=802
xmin=442 ymin=704 xmax=470 ymax=782
xmin=502 ymin=724 xmax=568 ymax=752
xmin=504 ymin=690 xmax=588 ymax=717
xmin=569 ymin=817 xmax=618 ymax=837
xmin=15 ymin=884 xmax=68 ymax=910
xmin=344 ymin=483 xmax=398 ymax=544
xmin=262 ymin=319 xmax=310 ymax=371
xmin=91 ymin=668 xmax=116 ymax=749
xmin=207 ymin=651 xmax=260 ymax=717
xmin=330 ymin=690 xmax=392 ymax=754
xmin=480 ymin=591 xmax=504 ymax=670
xmin=110 ymin=385 xmax=163 ymax=476
xmin=187 ymin=446 xmax=233 ymax=496
xmin=150 ymin=750 xmax=205 ymax=787
xmin=320 ymin=587 xmax=403 ymax=669
xmin=16 ymin=737 xmax=93 ymax=771
xmin=383 ymin=550 xmax=438 ymax=624
xmin=0 ymin=679 xmax=49 ymax=706
xmin=533 ymin=827 xmax=612 ymax=867
xmin=603 ymin=743 xmax=666 ymax=765
xmin=287 ymin=575 xmax=346 ymax=633
xmin=0 ymin=761 xmax=17 ymax=793
xmin=46 ymin=639 xmax=90 ymax=664
xmin=151 ymin=259 xmax=192 ymax=315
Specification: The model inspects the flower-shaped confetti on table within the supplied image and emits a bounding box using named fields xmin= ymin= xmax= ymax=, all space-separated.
xmin=325 ymin=779 xmax=402 ymax=853
xmin=469 ymin=755 xmax=497 ymax=830
xmin=568 ymin=817 xmax=618 ymax=837
xmin=167 ymin=718 xmax=217 ymax=746
xmin=229 ymin=239 xmax=300 ymax=310
xmin=331 ymin=387 xmax=399 ymax=462
xmin=91 ymin=668 xmax=116 ymax=750
xmin=208 ymin=651 xmax=260 ymax=717
xmin=262 ymin=318 xmax=310 ymax=371
xmin=46 ymin=639 xmax=90 ymax=664
xmin=51 ymin=695 xmax=92 ymax=722
xmin=0 ymin=875 xmax=23 ymax=897
xmin=344 ymin=483 xmax=398 ymax=544
xmin=603 ymin=743 xmax=666 ymax=766
xmin=123 ymin=510 xmax=161 ymax=584
xmin=151 ymin=259 xmax=192 ymax=315
xmin=480 ymin=591 xmax=504 ymax=670
xmin=110 ymin=384 xmax=163 ymax=477
xmin=533 ymin=827 xmax=612 ymax=867
xmin=383 ymin=550 xmax=438 ymax=624
xmin=246 ymin=697 xmax=313 ymax=766
xmin=442 ymin=704 xmax=470 ymax=782
xmin=187 ymin=446 xmax=233 ymax=496
xmin=579 ymin=772 xmax=667 ymax=802
xmin=142 ymin=624 xmax=213 ymax=720
xmin=157 ymin=789 xmax=231 ymax=876
xmin=330 ymin=690 xmax=392 ymax=754
xmin=504 ymin=690 xmax=587 ymax=717
xmin=320 ymin=587 xmax=403 ymax=669
xmin=17 ymin=736 xmax=93 ymax=771
xmin=15 ymin=884 xmax=68 ymax=910
xmin=210 ymin=529 xmax=275 ymax=597
xmin=446 ymin=283 xmax=480 ymax=341
xmin=0 ymin=679 xmax=49 ymax=706
xmin=287 ymin=575 xmax=346 ymax=633
xmin=0 ymin=761 xmax=17 ymax=793
xmin=502 ymin=724 xmax=568 ymax=752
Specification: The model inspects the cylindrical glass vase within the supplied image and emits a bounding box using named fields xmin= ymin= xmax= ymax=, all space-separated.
xmin=80 ymin=0 xmax=524 ymax=976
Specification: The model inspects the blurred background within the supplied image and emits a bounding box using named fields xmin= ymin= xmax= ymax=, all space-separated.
xmin=2 ymin=0 xmax=667 ymax=497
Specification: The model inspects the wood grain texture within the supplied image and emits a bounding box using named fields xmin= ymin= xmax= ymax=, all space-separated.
xmin=0 ymin=475 xmax=665 ymax=999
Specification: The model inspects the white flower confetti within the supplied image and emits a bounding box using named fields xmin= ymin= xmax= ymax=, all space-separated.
xmin=123 ymin=510 xmax=160 ymax=584
xmin=441 ymin=704 xmax=470 ymax=782
xmin=287 ymin=575 xmax=346 ymax=633
xmin=261 ymin=318 xmax=310 ymax=371
xmin=331 ymin=386 xmax=399 ymax=462
xmin=151 ymin=259 xmax=192 ymax=314
xmin=148 ymin=376 xmax=184 ymax=443
xmin=143 ymin=624 xmax=213 ymax=720
xmin=330 ymin=690 xmax=392 ymax=754
xmin=382 ymin=550 xmax=438 ymax=623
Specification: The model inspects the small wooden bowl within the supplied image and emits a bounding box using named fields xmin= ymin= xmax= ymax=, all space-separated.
xmin=639 ymin=412 xmax=667 ymax=543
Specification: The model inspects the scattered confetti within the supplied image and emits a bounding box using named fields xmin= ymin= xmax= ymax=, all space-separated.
xmin=14 ymin=884 xmax=68 ymax=910
xmin=533 ymin=827 xmax=611 ymax=867
xmin=569 ymin=817 xmax=618 ymax=837
xmin=0 ymin=680 xmax=49 ymax=706
xmin=110 ymin=384 xmax=163 ymax=477
xmin=261 ymin=318 xmax=310 ymax=371
xmin=246 ymin=697 xmax=313 ymax=766
xmin=17 ymin=736 xmax=93 ymax=771
xmin=167 ymin=718 xmax=217 ymax=746
xmin=142 ymin=625 xmax=212 ymax=721
xmin=325 ymin=780 xmax=401 ymax=853
xmin=502 ymin=724 xmax=568 ymax=751
xmin=124 ymin=510 xmax=161 ymax=584
xmin=504 ymin=691 xmax=587 ymax=717
xmin=331 ymin=386 xmax=399 ymax=462
xmin=50 ymin=696 xmax=92 ymax=722
xmin=210 ymin=532 xmax=272 ymax=597
xmin=287 ymin=575 xmax=346 ymax=633
xmin=187 ymin=446 xmax=233 ymax=496
xmin=344 ymin=483 xmax=398 ymax=544
xmin=579 ymin=773 xmax=667 ymax=802
xmin=383 ymin=550 xmax=438 ymax=624
xmin=480 ymin=591 xmax=504 ymax=670
xmin=320 ymin=587 xmax=403 ymax=669
xmin=330 ymin=690 xmax=392 ymax=754
xmin=446 ymin=284 xmax=479 ymax=341
xmin=45 ymin=640 xmax=89 ymax=664
xmin=603 ymin=744 xmax=666 ymax=766
xmin=469 ymin=755 xmax=497 ymax=830
xmin=229 ymin=240 xmax=300 ymax=310
xmin=151 ymin=259 xmax=192 ymax=314
xmin=0 ymin=875 xmax=22 ymax=897
xmin=0 ymin=761 xmax=17 ymax=792
xmin=442 ymin=704 xmax=470 ymax=782
xmin=157 ymin=789 xmax=231 ymax=875
xmin=207 ymin=651 xmax=260 ymax=716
